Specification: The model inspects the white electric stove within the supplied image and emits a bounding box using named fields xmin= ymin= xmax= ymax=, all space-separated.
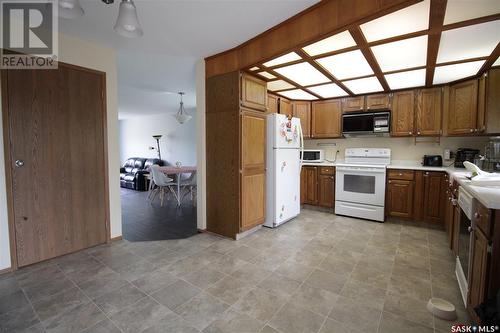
xmin=335 ymin=148 xmax=391 ymax=222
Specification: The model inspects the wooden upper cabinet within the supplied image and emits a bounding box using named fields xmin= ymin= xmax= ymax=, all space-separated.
xmin=241 ymin=74 xmax=267 ymax=112
xmin=279 ymin=97 xmax=291 ymax=115
xmin=267 ymin=94 xmax=279 ymax=114
xmin=482 ymin=68 xmax=500 ymax=134
xmin=416 ymin=88 xmax=442 ymax=136
xmin=292 ymin=101 xmax=311 ymax=138
xmin=366 ymin=94 xmax=391 ymax=110
xmin=342 ymin=96 xmax=365 ymax=112
xmin=241 ymin=110 xmax=266 ymax=169
xmin=311 ymin=99 xmax=342 ymax=138
xmin=391 ymin=90 xmax=415 ymax=137
xmin=447 ymin=79 xmax=478 ymax=135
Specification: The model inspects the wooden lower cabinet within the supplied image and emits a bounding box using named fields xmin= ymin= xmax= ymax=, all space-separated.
xmin=241 ymin=171 xmax=265 ymax=231
xmin=300 ymin=166 xmax=334 ymax=207
xmin=386 ymin=179 xmax=414 ymax=218
xmin=422 ymin=171 xmax=446 ymax=223
xmin=301 ymin=166 xmax=318 ymax=205
xmin=469 ymin=227 xmax=489 ymax=309
xmin=318 ymin=174 xmax=335 ymax=208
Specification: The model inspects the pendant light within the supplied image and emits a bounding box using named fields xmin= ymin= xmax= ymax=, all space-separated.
xmin=59 ymin=0 xmax=84 ymax=19
xmin=174 ymin=92 xmax=192 ymax=124
xmin=114 ymin=0 xmax=143 ymax=38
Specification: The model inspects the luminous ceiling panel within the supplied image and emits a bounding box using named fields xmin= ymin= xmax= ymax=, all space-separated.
xmin=263 ymin=52 xmax=301 ymax=67
xmin=343 ymin=77 xmax=383 ymax=94
xmin=433 ymin=60 xmax=485 ymax=84
xmin=444 ymin=0 xmax=500 ymax=25
xmin=360 ymin=0 xmax=430 ymax=42
xmin=308 ymin=83 xmax=348 ymax=98
xmin=494 ymin=56 xmax=500 ymax=67
xmin=371 ymin=36 xmax=428 ymax=72
xmin=317 ymin=50 xmax=373 ymax=80
xmin=274 ymin=62 xmax=330 ymax=86
xmin=385 ymin=69 xmax=426 ymax=90
xmin=437 ymin=21 xmax=500 ymax=63
xmin=267 ymin=80 xmax=295 ymax=91
xmin=249 ymin=67 xmax=259 ymax=71
xmin=279 ymin=89 xmax=317 ymax=100
xmin=258 ymin=71 xmax=276 ymax=80
xmin=302 ymin=31 xmax=356 ymax=56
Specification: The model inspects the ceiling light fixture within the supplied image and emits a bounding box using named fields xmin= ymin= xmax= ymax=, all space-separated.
xmin=59 ymin=0 xmax=84 ymax=19
xmin=114 ymin=0 xmax=143 ymax=38
xmin=174 ymin=92 xmax=192 ymax=124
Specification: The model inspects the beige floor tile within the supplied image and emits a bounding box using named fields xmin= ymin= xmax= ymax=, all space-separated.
xmin=268 ymin=302 xmax=325 ymax=333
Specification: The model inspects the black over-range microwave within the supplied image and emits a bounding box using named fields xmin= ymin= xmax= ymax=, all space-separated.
xmin=342 ymin=111 xmax=390 ymax=137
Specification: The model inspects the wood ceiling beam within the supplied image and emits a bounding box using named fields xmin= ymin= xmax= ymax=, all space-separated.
xmin=425 ymin=0 xmax=447 ymax=86
xmin=262 ymin=65 xmax=323 ymax=99
xmin=294 ymin=49 xmax=354 ymax=96
xmin=348 ymin=26 xmax=390 ymax=91
xmin=478 ymin=42 xmax=500 ymax=75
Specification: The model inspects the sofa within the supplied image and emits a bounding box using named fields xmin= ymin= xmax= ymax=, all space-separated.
xmin=120 ymin=157 xmax=163 ymax=191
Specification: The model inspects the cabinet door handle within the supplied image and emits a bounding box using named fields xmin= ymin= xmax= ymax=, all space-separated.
xmin=408 ymin=131 xmax=412 ymax=135
xmin=388 ymin=180 xmax=392 ymax=183
xmin=474 ymin=212 xmax=480 ymax=219
xmin=469 ymin=129 xmax=474 ymax=132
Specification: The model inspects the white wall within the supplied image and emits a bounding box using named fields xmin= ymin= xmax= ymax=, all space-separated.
xmin=0 ymin=33 xmax=121 ymax=270
xmin=305 ymin=136 xmax=490 ymax=163
xmin=195 ymin=60 xmax=206 ymax=230
xmin=119 ymin=113 xmax=197 ymax=166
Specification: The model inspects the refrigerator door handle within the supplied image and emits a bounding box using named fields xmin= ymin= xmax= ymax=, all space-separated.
xmin=299 ymin=121 xmax=304 ymax=174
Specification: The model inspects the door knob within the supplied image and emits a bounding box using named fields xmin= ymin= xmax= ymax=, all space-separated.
xmin=15 ymin=160 xmax=24 ymax=168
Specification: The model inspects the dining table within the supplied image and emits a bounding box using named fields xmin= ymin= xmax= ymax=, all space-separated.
xmin=156 ymin=165 xmax=197 ymax=206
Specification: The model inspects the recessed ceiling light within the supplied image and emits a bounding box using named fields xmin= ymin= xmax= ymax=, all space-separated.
xmin=444 ymin=0 xmax=500 ymax=25
xmin=274 ymin=62 xmax=330 ymax=86
xmin=267 ymin=80 xmax=295 ymax=91
xmin=385 ymin=69 xmax=426 ymax=90
xmin=307 ymin=83 xmax=349 ymax=98
xmin=371 ymin=36 xmax=428 ymax=72
xmin=317 ymin=50 xmax=373 ymax=80
xmin=263 ymin=52 xmax=302 ymax=68
xmin=437 ymin=21 xmax=500 ymax=64
xmin=433 ymin=60 xmax=485 ymax=84
xmin=257 ymin=72 xmax=276 ymax=80
xmin=343 ymin=77 xmax=383 ymax=94
xmin=360 ymin=0 xmax=430 ymax=42
xmin=302 ymin=31 xmax=357 ymax=56
xmin=278 ymin=89 xmax=317 ymax=100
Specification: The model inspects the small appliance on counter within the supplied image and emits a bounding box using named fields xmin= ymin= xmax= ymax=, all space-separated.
xmin=300 ymin=149 xmax=325 ymax=163
xmin=454 ymin=148 xmax=480 ymax=168
xmin=484 ymin=137 xmax=500 ymax=172
xmin=423 ymin=155 xmax=443 ymax=167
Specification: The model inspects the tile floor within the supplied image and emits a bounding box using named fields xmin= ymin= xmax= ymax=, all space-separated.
xmin=0 ymin=209 xmax=469 ymax=333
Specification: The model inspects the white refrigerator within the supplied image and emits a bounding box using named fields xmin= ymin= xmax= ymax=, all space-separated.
xmin=264 ymin=113 xmax=303 ymax=228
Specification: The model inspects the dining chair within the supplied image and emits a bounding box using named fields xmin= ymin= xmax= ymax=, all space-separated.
xmin=150 ymin=165 xmax=178 ymax=206
xmin=180 ymin=171 xmax=197 ymax=205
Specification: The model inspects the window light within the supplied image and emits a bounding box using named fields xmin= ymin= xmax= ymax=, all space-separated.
xmin=274 ymin=62 xmax=330 ymax=86
xmin=360 ymin=0 xmax=430 ymax=42
xmin=257 ymin=72 xmax=276 ymax=80
xmin=444 ymin=0 xmax=500 ymax=25
xmin=308 ymin=83 xmax=349 ymax=98
xmin=371 ymin=36 xmax=428 ymax=72
xmin=433 ymin=61 xmax=485 ymax=84
xmin=437 ymin=21 xmax=500 ymax=64
xmin=267 ymin=80 xmax=295 ymax=91
xmin=302 ymin=31 xmax=357 ymax=56
xmin=385 ymin=69 xmax=426 ymax=90
xmin=278 ymin=89 xmax=317 ymax=100
xmin=317 ymin=50 xmax=373 ymax=80
xmin=343 ymin=77 xmax=383 ymax=94
xmin=263 ymin=52 xmax=301 ymax=68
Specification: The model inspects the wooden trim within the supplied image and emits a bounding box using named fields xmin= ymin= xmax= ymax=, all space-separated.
xmin=349 ymin=26 xmax=390 ymax=91
xmin=425 ymin=0 xmax=447 ymax=86
xmin=478 ymin=43 xmax=500 ymax=76
xmin=0 ymin=266 xmax=13 ymax=275
xmin=368 ymin=29 xmax=429 ymax=47
xmin=110 ymin=235 xmax=123 ymax=242
xmin=1 ymin=60 xmax=110 ymax=270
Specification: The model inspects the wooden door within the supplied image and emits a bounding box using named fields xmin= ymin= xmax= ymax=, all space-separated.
xmin=468 ymin=228 xmax=489 ymax=309
xmin=241 ymin=74 xmax=267 ymax=112
xmin=342 ymin=96 xmax=365 ymax=112
xmin=318 ymin=175 xmax=334 ymax=208
xmin=423 ymin=172 xmax=444 ymax=223
xmin=267 ymin=94 xmax=279 ymax=114
xmin=311 ymin=100 xmax=342 ymax=138
xmin=391 ymin=90 xmax=415 ymax=137
xmin=240 ymin=110 xmax=266 ymax=231
xmin=292 ymin=101 xmax=311 ymax=138
xmin=447 ymin=79 xmax=478 ymax=135
xmin=366 ymin=94 xmax=391 ymax=110
xmin=386 ymin=179 xmax=414 ymax=218
xmin=303 ymin=166 xmax=318 ymax=205
xmin=4 ymin=64 xmax=108 ymax=267
xmin=279 ymin=97 xmax=291 ymax=115
xmin=416 ymin=88 xmax=442 ymax=136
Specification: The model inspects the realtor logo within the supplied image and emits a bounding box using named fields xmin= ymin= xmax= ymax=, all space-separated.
xmin=1 ymin=0 xmax=58 ymax=69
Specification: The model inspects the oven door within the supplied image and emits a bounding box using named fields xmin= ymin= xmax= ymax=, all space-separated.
xmin=335 ymin=166 xmax=386 ymax=206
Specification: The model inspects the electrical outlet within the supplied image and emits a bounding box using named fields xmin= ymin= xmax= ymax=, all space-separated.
xmin=444 ymin=149 xmax=451 ymax=160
